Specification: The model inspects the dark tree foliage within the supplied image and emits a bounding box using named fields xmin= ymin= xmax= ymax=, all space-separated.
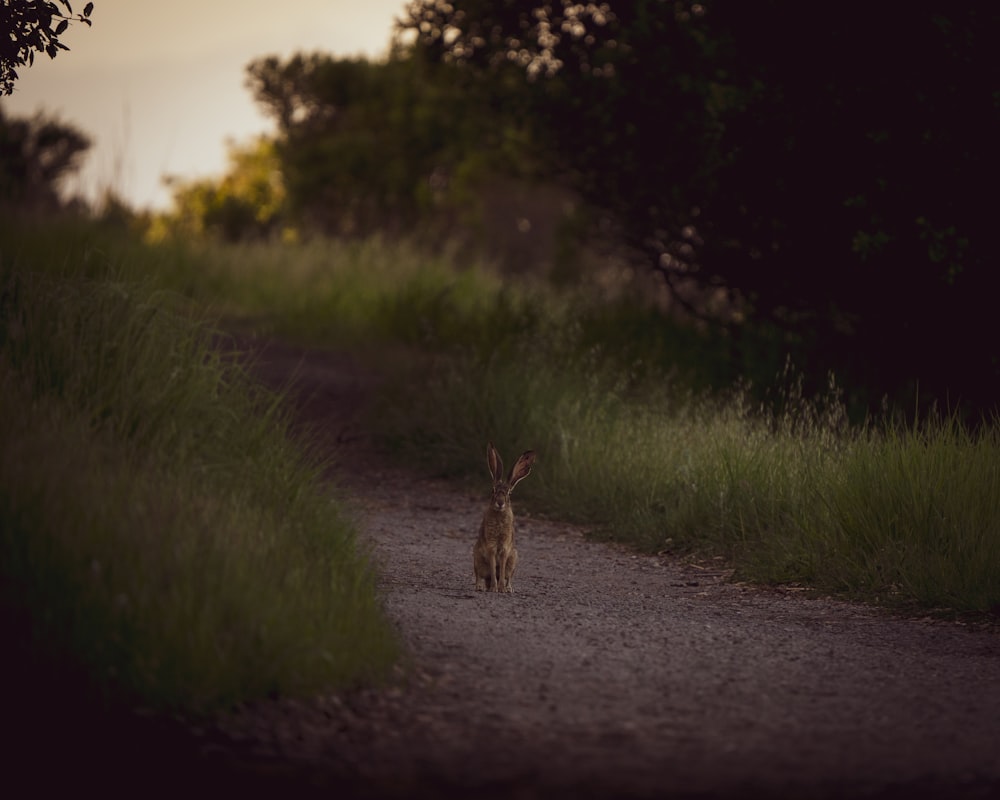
xmin=0 ymin=104 xmax=90 ymax=208
xmin=0 ymin=1 xmax=94 ymax=95
xmin=246 ymin=50 xmax=536 ymax=237
xmin=247 ymin=53 xmax=444 ymax=233
xmin=401 ymin=0 xmax=1000 ymax=416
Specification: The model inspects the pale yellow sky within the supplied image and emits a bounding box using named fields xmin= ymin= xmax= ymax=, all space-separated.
xmin=2 ymin=0 xmax=409 ymax=209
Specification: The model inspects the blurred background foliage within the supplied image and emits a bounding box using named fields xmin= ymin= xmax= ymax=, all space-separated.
xmin=0 ymin=104 xmax=90 ymax=210
xmin=2 ymin=0 xmax=997 ymax=421
xmin=154 ymin=136 xmax=286 ymax=242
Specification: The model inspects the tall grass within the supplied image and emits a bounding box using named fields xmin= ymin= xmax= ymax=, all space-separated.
xmin=0 ymin=246 xmax=399 ymax=715
xmin=377 ymin=334 xmax=1000 ymax=614
xmin=2 ymin=219 xmax=720 ymax=382
xmin=802 ymin=418 xmax=1000 ymax=610
xmin=164 ymin=230 xmax=1000 ymax=613
xmin=6 ymin=219 xmax=997 ymax=614
xmin=2 ymin=221 xmax=534 ymax=349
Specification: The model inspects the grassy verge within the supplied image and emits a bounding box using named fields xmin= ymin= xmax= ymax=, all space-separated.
xmin=5 ymin=219 xmax=997 ymax=615
xmin=0 ymin=242 xmax=399 ymax=716
xmin=377 ymin=338 xmax=1000 ymax=614
xmin=1 ymin=219 xmax=738 ymax=387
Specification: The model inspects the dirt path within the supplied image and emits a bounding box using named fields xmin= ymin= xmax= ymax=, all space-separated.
xmin=203 ymin=335 xmax=1000 ymax=799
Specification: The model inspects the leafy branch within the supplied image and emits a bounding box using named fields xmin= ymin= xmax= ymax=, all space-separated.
xmin=0 ymin=1 xmax=95 ymax=95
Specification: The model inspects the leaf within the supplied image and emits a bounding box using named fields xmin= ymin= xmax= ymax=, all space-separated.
xmin=84 ymin=2 xmax=93 ymax=17
xmin=46 ymin=44 xmax=57 ymax=59
xmin=81 ymin=18 xmax=92 ymax=27
xmin=56 ymin=20 xmax=69 ymax=35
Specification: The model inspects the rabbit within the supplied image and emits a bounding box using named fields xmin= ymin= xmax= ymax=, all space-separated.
xmin=473 ymin=442 xmax=536 ymax=593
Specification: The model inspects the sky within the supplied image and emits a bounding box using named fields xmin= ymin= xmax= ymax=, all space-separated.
xmin=2 ymin=0 xmax=409 ymax=210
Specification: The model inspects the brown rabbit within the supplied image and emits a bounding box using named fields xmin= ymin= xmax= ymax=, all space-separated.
xmin=473 ymin=442 xmax=536 ymax=593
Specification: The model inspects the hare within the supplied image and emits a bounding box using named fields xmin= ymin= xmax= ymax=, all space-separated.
xmin=473 ymin=442 xmax=536 ymax=593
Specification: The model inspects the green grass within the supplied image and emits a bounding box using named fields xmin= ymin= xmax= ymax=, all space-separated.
xmin=377 ymin=337 xmax=1000 ymax=613
xmin=0 ymin=240 xmax=399 ymax=715
xmin=802 ymin=417 xmax=1000 ymax=610
xmin=5 ymin=218 xmax=998 ymax=616
xmin=1 ymin=219 xmax=726 ymax=383
xmin=2 ymin=221 xmax=533 ymax=349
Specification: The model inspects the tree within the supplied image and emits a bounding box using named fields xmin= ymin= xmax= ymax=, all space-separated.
xmin=0 ymin=104 xmax=90 ymax=208
xmin=160 ymin=136 xmax=286 ymax=241
xmin=401 ymin=1 xmax=1000 ymax=416
xmin=245 ymin=50 xmax=541 ymax=239
xmin=1 ymin=0 xmax=94 ymax=96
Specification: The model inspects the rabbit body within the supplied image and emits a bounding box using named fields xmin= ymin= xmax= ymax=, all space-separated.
xmin=473 ymin=443 xmax=535 ymax=593
xmin=474 ymin=502 xmax=519 ymax=592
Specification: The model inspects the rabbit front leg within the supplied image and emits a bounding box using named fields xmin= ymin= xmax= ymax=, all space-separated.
xmin=473 ymin=542 xmax=491 ymax=591
xmin=501 ymin=545 xmax=518 ymax=593
xmin=487 ymin=550 xmax=499 ymax=591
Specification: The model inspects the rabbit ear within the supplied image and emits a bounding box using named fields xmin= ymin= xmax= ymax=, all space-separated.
xmin=487 ymin=442 xmax=504 ymax=482
xmin=508 ymin=450 xmax=536 ymax=490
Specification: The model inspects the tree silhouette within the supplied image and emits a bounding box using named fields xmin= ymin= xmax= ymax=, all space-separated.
xmin=0 ymin=105 xmax=90 ymax=208
xmin=245 ymin=51 xmax=538 ymax=239
xmin=401 ymin=1 xmax=1000 ymax=416
xmin=1 ymin=0 xmax=94 ymax=96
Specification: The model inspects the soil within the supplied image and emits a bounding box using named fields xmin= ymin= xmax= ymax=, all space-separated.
xmin=20 ymin=335 xmax=1000 ymax=798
